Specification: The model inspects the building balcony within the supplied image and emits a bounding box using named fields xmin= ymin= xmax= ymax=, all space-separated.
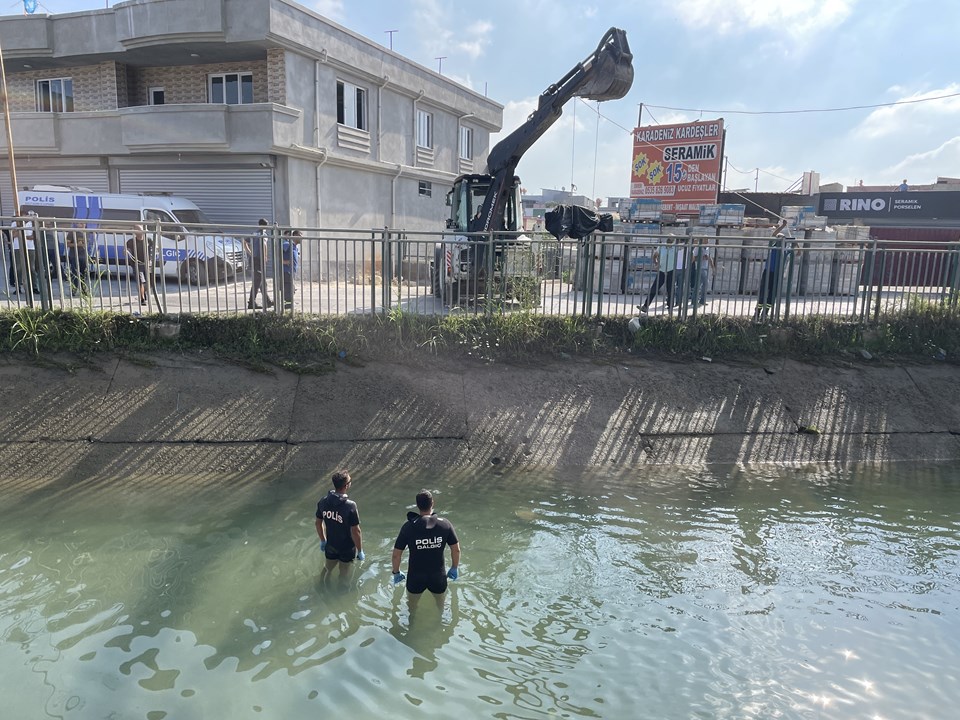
xmin=2 ymin=103 xmax=303 ymax=157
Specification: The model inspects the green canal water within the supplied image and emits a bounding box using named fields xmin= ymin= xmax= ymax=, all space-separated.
xmin=1 ymin=464 xmax=958 ymax=719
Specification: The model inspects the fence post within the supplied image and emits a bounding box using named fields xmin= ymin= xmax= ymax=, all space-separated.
xmin=947 ymin=242 xmax=960 ymax=310
xmin=37 ymin=220 xmax=52 ymax=312
xmin=381 ymin=227 xmax=391 ymax=315
xmin=485 ymin=230 xmax=495 ymax=316
xmin=270 ymin=223 xmax=282 ymax=314
xmin=859 ymin=237 xmax=877 ymax=324
xmin=873 ymin=242 xmax=886 ymax=322
xmin=782 ymin=239 xmax=796 ymax=321
xmin=150 ymin=220 xmax=166 ymax=315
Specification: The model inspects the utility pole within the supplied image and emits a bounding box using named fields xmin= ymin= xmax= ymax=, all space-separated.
xmin=435 ymin=56 xmax=446 ymax=74
xmin=0 ymin=35 xmax=21 ymax=217
xmin=384 ymin=30 xmax=397 ymax=51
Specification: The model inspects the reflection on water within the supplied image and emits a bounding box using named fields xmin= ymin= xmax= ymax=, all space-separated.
xmin=1 ymin=464 xmax=959 ymax=718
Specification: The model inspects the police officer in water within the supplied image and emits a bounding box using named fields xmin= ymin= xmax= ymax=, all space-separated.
xmin=392 ymin=489 xmax=460 ymax=608
xmin=315 ymin=470 xmax=364 ymax=578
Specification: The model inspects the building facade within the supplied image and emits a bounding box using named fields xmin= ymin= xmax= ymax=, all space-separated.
xmin=0 ymin=0 xmax=502 ymax=240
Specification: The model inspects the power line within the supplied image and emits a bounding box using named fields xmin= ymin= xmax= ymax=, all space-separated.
xmin=642 ymin=91 xmax=960 ymax=116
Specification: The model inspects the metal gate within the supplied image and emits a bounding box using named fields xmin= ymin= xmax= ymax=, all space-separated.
xmin=0 ymin=168 xmax=110 ymax=215
xmin=118 ymin=168 xmax=274 ymax=227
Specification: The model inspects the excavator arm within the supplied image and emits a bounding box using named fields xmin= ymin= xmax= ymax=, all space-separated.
xmin=471 ymin=27 xmax=633 ymax=233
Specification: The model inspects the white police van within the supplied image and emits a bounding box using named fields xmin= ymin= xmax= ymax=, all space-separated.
xmin=18 ymin=186 xmax=247 ymax=285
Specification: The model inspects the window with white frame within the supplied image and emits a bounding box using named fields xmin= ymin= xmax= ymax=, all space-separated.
xmin=416 ymin=109 xmax=433 ymax=149
xmin=459 ymin=125 xmax=473 ymax=160
xmin=418 ymin=181 xmax=432 ymax=198
xmin=36 ymin=78 xmax=74 ymax=112
xmin=208 ymin=72 xmax=254 ymax=105
xmin=337 ymin=80 xmax=367 ymax=131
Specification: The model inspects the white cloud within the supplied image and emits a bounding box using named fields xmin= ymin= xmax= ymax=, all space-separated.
xmin=856 ymin=85 xmax=960 ymax=140
xmin=669 ymin=0 xmax=855 ymax=39
xmin=883 ymin=135 xmax=960 ymax=179
xmin=412 ymin=0 xmax=492 ymax=67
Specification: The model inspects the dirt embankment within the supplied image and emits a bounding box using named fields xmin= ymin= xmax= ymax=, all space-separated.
xmin=1 ymin=352 xmax=958 ymax=495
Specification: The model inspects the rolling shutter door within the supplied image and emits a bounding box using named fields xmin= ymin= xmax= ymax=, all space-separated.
xmin=119 ymin=168 xmax=274 ymax=226
xmin=0 ymin=169 xmax=110 ymax=216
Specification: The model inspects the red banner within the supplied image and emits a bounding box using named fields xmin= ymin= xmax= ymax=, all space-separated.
xmin=630 ymin=119 xmax=724 ymax=215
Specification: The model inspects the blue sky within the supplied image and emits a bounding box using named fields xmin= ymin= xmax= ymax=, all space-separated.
xmin=19 ymin=0 xmax=960 ymax=202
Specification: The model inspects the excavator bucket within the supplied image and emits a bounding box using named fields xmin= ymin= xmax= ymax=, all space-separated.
xmin=577 ymin=27 xmax=634 ymax=102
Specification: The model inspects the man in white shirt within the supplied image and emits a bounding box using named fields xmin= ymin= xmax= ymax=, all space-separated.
xmin=10 ymin=212 xmax=39 ymax=295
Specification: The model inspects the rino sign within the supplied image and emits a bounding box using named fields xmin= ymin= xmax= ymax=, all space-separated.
xmin=818 ymin=192 xmax=960 ymax=221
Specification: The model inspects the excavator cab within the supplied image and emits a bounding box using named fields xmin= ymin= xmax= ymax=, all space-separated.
xmin=447 ymin=175 xmax=522 ymax=234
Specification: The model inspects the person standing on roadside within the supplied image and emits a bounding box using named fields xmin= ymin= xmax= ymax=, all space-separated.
xmin=246 ymin=218 xmax=273 ymax=310
xmin=11 ymin=211 xmax=39 ymax=296
xmin=689 ymin=236 xmax=715 ymax=306
xmin=755 ymin=219 xmax=790 ymax=320
xmin=126 ymin=224 xmax=150 ymax=306
xmin=392 ymin=489 xmax=460 ymax=609
xmin=65 ymin=222 xmax=90 ymax=295
xmin=315 ymin=470 xmax=364 ymax=579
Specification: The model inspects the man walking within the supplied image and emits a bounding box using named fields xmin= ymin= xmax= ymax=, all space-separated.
xmin=392 ymin=489 xmax=460 ymax=608
xmin=246 ymin=218 xmax=273 ymax=310
xmin=315 ymin=470 xmax=364 ymax=579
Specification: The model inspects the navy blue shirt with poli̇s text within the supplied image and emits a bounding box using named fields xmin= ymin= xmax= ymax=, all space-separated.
xmin=316 ymin=491 xmax=360 ymax=552
xmin=394 ymin=512 xmax=458 ymax=576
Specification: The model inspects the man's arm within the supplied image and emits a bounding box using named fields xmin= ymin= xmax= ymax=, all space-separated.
xmin=351 ymin=524 xmax=362 ymax=554
xmin=315 ymin=517 xmax=325 ymax=541
xmin=449 ymin=542 xmax=460 ymax=569
xmin=391 ymin=547 xmax=403 ymax=574
xmin=773 ymin=219 xmax=788 ymax=235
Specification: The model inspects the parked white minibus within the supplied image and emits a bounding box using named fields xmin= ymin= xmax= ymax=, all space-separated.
xmin=18 ymin=186 xmax=247 ymax=285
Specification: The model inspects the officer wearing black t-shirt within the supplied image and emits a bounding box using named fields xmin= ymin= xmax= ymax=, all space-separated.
xmin=392 ymin=489 xmax=460 ymax=607
xmin=315 ymin=470 xmax=364 ymax=578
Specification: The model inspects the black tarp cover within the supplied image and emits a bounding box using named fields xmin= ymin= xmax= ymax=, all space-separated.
xmin=544 ymin=204 xmax=614 ymax=240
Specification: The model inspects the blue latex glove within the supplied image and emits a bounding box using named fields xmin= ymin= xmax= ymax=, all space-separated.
xmin=392 ymin=571 xmax=405 ymax=585
xmin=319 ymin=540 xmax=327 ymax=552
xmin=446 ymin=566 xmax=459 ymax=581
xmin=357 ymin=550 xmax=365 ymax=562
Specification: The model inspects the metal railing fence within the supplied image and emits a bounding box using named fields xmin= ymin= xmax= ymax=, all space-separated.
xmin=2 ymin=215 xmax=958 ymax=323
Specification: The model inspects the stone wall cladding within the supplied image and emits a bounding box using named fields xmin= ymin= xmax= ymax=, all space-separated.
xmin=115 ymin=63 xmax=129 ymax=109
xmin=6 ymin=64 xmax=104 ymax=112
xmin=267 ymin=49 xmax=286 ymax=105
xmin=132 ymin=60 xmax=269 ymax=106
xmin=5 ymin=59 xmax=270 ymax=112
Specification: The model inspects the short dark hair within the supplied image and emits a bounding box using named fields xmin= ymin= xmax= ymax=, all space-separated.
xmin=415 ymin=489 xmax=433 ymax=511
xmin=332 ymin=470 xmax=351 ymax=490
xmin=258 ymin=218 xmax=269 ymax=226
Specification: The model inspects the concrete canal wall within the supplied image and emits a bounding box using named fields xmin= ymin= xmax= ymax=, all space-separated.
xmin=1 ymin=352 xmax=958 ymax=495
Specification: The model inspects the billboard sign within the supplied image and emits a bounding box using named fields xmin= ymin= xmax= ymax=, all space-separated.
xmin=630 ymin=119 xmax=724 ymax=215
xmin=818 ymin=191 xmax=960 ymax=221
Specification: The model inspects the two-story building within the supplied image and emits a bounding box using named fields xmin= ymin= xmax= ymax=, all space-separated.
xmin=0 ymin=0 xmax=502 ymax=237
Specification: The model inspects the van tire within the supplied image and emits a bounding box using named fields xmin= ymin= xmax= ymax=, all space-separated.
xmin=180 ymin=260 xmax=208 ymax=286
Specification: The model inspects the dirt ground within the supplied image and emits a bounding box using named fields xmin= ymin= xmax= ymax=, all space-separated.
xmin=1 ymin=351 xmax=958 ymax=495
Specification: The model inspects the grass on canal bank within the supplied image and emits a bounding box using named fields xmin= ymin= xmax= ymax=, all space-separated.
xmin=0 ymin=301 xmax=957 ymax=372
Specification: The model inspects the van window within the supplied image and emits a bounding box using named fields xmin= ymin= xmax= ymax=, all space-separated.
xmin=171 ymin=208 xmax=221 ymax=233
xmin=145 ymin=210 xmax=184 ymax=240
xmin=19 ymin=205 xmax=74 ymax=219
